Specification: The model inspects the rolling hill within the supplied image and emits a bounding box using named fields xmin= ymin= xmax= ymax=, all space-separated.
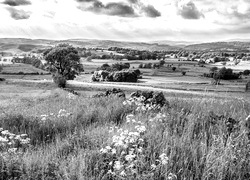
xmin=184 ymin=41 xmax=250 ymax=52
xmin=1 ymin=38 xmax=250 ymax=54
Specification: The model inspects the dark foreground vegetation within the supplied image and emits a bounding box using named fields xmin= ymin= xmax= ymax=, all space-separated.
xmin=0 ymin=88 xmax=250 ymax=180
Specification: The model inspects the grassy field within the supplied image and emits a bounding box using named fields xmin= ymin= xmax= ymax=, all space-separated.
xmin=79 ymin=59 xmax=250 ymax=93
xmin=0 ymin=79 xmax=250 ymax=179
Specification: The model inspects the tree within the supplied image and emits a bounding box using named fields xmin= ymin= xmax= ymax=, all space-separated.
xmin=210 ymin=67 xmax=218 ymax=73
xmin=172 ymin=67 xmax=176 ymax=71
xmin=243 ymin=70 xmax=250 ymax=76
xmin=45 ymin=44 xmax=83 ymax=81
xmin=159 ymin=60 xmax=165 ymax=66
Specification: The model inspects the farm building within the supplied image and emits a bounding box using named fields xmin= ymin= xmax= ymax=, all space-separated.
xmin=0 ymin=56 xmax=14 ymax=64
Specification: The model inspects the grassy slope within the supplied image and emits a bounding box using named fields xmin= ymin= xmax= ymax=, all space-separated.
xmin=0 ymin=81 xmax=250 ymax=179
xmin=1 ymin=63 xmax=49 ymax=74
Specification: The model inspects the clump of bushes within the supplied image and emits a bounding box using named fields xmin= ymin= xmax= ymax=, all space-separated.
xmin=204 ymin=67 xmax=241 ymax=80
xmin=92 ymin=69 xmax=140 ymax=83
xmin=98 ymin=63 xmax=130 ymax=71
xmin=130 ymin=90 xmax=168 ymax=107
xmin=139 ymin=63 xmax=161 ymax=69
xmin=243 ymin=70 xmax=250 ymax=76
xmin=93 ymin=88 xmax=125 ymax=98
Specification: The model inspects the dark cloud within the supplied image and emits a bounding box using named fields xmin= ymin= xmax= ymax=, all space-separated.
xmin=7 ymin=7 xmax=30 ymax=20
xmin=77 ymin=0 xmax=161 ymax=18
xmin=2 ymin=0 xmax=31 ymax=6
xmin=178 ymin=1 xmax=204 ymax=19
xmin=142 ymin=5 xmax=161 ymax=17
xmin=127 ymin=0 xmax=139 ymax=4
xmin=79 ymin=0 xmax=137 ymax=17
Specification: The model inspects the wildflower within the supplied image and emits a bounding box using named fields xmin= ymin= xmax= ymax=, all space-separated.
xmin=1 ymin=130 xmax=9 ymax=135
xmin=107 ymin=170 xmax=114 ymax=175
xmin=41 ymin=117 xmax=47 ymax=121
xmin=111 ymin=148 xmax=116 ymax=154
xmin=20 ymin=134 xmax=28 ymax=138
xmin=125 ymin=154 xmax=136 ymax=161
xmin=8 ymin=148 xmax=17 ymax=153
xmin=0 ymin=136 xmax=8 ymax=143
xmin=114 ymin=161 xmax=123 ymax=171
xmin=106 ymin=146 xmax=112 ymax=151
xmin=137 ymin=147 xmax=143 ymax=153
xmin=120 ymin=170 xmax=126 ymax=176
xmin=168 ymin=173 xmax=177 ymax=180
xmin=100 ymin=148 xmax=108 ymax=153
xmin=151 ymin=164 xmax=157 ymax=170
xmin=159 ymin=153 xmax=169 ymax=165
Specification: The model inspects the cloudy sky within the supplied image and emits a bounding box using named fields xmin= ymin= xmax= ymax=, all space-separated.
xmin=0 ymin=0 xmax=249 ymax=42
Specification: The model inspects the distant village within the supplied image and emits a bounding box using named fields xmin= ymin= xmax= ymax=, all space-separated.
xmin=1 ymin=47 xmax=250 ymax=67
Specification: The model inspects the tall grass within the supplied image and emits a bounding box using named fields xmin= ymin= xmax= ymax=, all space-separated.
xmin=0 ymin=90 xmax=250 ymax=179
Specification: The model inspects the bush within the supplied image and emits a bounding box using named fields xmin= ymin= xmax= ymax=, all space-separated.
xmin=182 ymin=71 xmax=186 ymax=76
xmin=172 ymin=67 xmax=176 ymax=71
xmin=53 ymin=73 xmax=66 ymax=88
xmin=159 ymin=60 xmax=165 ymax=66
xmin=243 ymin=70 xmax=250 ymax=76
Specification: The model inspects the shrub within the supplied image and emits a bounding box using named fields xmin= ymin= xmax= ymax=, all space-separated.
xmin=182 ymin=71 xmax=186 ymax=76
xmin=243 ymin=70 xmax=250 ymax=76
xmin=138 ymin=63 xmax=143 ymax=68
xmin=159 ymin=60 xmax=165 ymax=66
xmin=172 ymin=67 xmax=176 ymax=71
xmin=53 ymin=73 xmax=66 ymax=88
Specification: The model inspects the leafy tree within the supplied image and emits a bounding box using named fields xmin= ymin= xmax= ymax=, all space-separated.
xmin=243 ymin=70 xmax=250 ymax=76
xmin=45 ymin=44 xmax=83 ymax=81
xmin=172 ymin=67 xmax=176 ymax=71
xmin=210 ymin=67 xmax=218 ymax=73
xmin=159 ymin=60 xmax=165 ymax=66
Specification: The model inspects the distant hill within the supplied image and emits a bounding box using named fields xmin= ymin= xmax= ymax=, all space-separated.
xmin=149 ymin=40 xmax=200 ymax=47
xmin=184 ymin=41 xmax=250 ymax=52
xmin=57 ymin=39 xmax=180 ymax=51
xmin=1 ymin=38 xmax=250 ymax=54
xmin=0 ymin=38 xmax=180 ymax=54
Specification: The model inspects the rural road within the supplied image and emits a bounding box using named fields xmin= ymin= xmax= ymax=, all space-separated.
xmin=66 ymin=80 xmax=218 ymax=96
xmin=8 ymin=79 xmax=240 ymax=97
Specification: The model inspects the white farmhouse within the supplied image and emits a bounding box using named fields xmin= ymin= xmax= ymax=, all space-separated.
xmin=0 ymin=56 xmax=14 ymax=64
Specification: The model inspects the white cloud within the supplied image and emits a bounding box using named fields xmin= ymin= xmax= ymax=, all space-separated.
xmin=0 ymin=0 xmax=250 ymax=41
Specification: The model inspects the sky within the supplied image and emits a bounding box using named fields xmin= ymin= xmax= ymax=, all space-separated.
xmin=0 ymin=0 xmax=250 ymax=42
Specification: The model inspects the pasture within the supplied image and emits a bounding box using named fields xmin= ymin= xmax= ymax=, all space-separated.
xmin=0 ymin=78 xmax=250 ymax=179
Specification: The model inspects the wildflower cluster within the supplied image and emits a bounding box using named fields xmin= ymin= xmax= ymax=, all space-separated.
xmin=123 ymin=96 xmax=162 ymax=112
xmin=99 ymin=114 xmax=172 ymax=179
xmin=0 ymin=128 xmax=30 ymax=153
xmin=40 ymin=109 xmax=72 ymax=121
xmin=67 ymin=93 xmax=77 ymax=100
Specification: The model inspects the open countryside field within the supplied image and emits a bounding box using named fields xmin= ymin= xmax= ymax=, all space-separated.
xmin=79 ymin=58 xmax=250 ymax=93
xmin=1 ymin=43 xmax=250 ymax=180
xmin=1 ymin=72 xmax=250 ymax=179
